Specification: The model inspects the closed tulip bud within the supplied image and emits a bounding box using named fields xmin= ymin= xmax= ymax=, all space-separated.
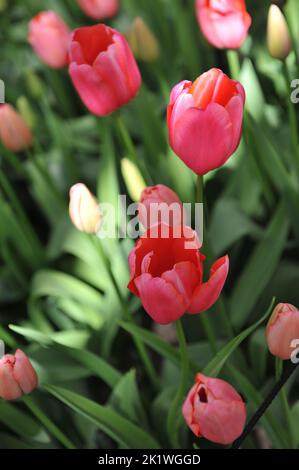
xmin=127 ymin=17 xmax=160 ymax=63
xmin=0 ymin=349 xmax=38 ymax=401
xmin=183 ymin=373 xmax=246 ymax=445
xmin=25 ymin=69 xmax=45 ymax=99
xmin=128 ymin=224 xmax=229 ymax=324
xmin=121 ymin=158 xmax=146 ymax=202
xmin=267 ymin=5 xmax=292 ymax=60
xmin=69 ymin=24 xmax=141 ymax=116
xmin=77 ymin=0 xmax=119 ymax=20
xmin=69 ymin=183 xmax=101 ymax=234
xmin=167 ymin=68 xmax=245 ymax=175
xmin=195 ymin=0 xmax=251 ymax=50
xmin=0 ymin=104 xmax=32 ymax=152
xmin=16 ymin=96 xmax=36 ymax=129
xmin=266 ymin=303 xmax=299 ymax=360
xmin=28 ymin=11 xmax=71 ymax=69
xmin=138 ymin=184 xmax=186 ymax=229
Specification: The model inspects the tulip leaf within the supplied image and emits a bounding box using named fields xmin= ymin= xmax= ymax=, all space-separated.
xmin=229 ymin=204 xmax=289 ymax=329
xmin=44 ymin=385 xmax=160 ymax=449
xmin=203 ymin=298 xmax=275 ymax=378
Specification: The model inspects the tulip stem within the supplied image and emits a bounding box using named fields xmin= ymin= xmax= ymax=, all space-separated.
xmin=167 ymin=319 xmax=189 ymax=448
xmin=227 ymin=50 xmax=240 ymax=80
xmin=282 ymin=60 xmax=299 ymax=178
xmin=22 ymin=395 xmax=76 ymax=449
xmin=275 ymin=357 xmax=296 ymax=449
xmin=232 ymin=360 xmax=299 ymax=448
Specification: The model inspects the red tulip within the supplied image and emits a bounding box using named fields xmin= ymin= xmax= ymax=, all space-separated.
xmin=167 ymin=68 xmax=245 ymax=175
xmin=0 ymin=104 xmax=32 ymax=152
xmin=128 ymin=224 xmax=229 ymax=324
xmin=69 ymin=24 xmax=141 ymax=116
xmin=195 ymin=0 xmax=251 ymax=50
xmin=28 ymin=11 xmax=70 ymax=69
xmin=138 ymin=184 xmax=186 ymax=229
xmin=0 ymin=349 xmax=38 ymax=401
xmin=183 ymin=373 xmax=246 ymax=445
xmin=266 ymin=303 xmax=299 ymax=360
xmin=77 ymin=0 xmax=119 ymax=20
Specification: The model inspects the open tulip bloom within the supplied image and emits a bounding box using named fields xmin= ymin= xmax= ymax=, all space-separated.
xmin=128 ymin=224 xmax=229 ymax=324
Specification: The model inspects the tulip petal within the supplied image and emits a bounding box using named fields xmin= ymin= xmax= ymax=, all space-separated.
xmin=134 ymin=273 xmax=187 ymax=324
xmin=225 ymin=93 xmax=245 ymax=155
xmin=162 ymin=261 xmax=200 ymax=306
xmin=13 ymin=349 xmax=38 ymax=394
xmin=171 ymin=103 xmax=234 ymax=175
xmin=0 ymin=362 xmax=22 ymax=401
xmin=188 ymin=255 xmax=229 ymax=313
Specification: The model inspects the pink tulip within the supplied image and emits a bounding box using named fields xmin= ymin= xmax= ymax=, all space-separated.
xmin=138 ymin=184 xmax=186 ymax=229
xmin=195 ymin=0 xmax=251 ymax=50
xmin=77 ymin=0 xmax=119 ymax=20
xmin=183 ymin=373 xmax=246 ymax=445
xmin=128 ymin=224 xmax=229 ymax=324
xmin=266 ymin=303 xmax=299 ymax=360
xmin=28 ymin=11 xmax=70 ymax=69
xmin=0 ymin=349 xmax=38 ymax=401
xmin=69 ymin=24 xmax=141 ymax=116
xmin=167 ymin=68 xmax=245 ymax=175
xmin=0 ymin=104 xmax=32 ymax=152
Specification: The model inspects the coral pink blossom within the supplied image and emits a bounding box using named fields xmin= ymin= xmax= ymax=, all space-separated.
xmin=266 ymin=303 xmax=299 ymax=360
xmin=0 ymin=104 xmax=32 ymax=152
xmin=0 ymin=349 xmax=38 ymax=401
xmin=183 ymin=373 xmax=246 ymax=445
xmin=167 ymin=68 xmax=245 ymax=175
xmin=77 ymin=0 xmax=119 ymax=20
xmin=69 ymin=24 xmax=141 ymax=116
xmin=28 ymin=11 xmax=70 ymax=69
xmin=138 ymin=184 xmax=186 ymax=229
xmin=195 ymin=0 xmax=251 ymax=49
xmin=128 ymin=224 xmax=229 ymax=324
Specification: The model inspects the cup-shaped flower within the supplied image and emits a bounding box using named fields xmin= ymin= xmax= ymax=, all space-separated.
xmin=138 ymin=184 xmax=186 ymax=229
xmin=267 ymin=4 xmax=292 ymax=60
xmin=69 ymin=24 xmax=141 ymax=116
xmin=77 ymin=0 xmax=119 ymax=20
xmin=266 ymin=303 xmax=299 ymax=360
xmin=167 ymin=68 xmax=245 ymax=175
xmin=183 ymin=373 xmax=246 ymax=445
xmin=195 ymin=0 xmax=251 ymax=50
xmin=128 ymin=224 xmax=229 ymax=324
xmin=0 ymin=349 xmax=38 ymax=401
xmin=69 ymin=183 xmax=101 ymax=234
xmin=0 ymin=104 xmax=32 ymax=152
xmin=28 ymin=11 xmax=70 ymax=69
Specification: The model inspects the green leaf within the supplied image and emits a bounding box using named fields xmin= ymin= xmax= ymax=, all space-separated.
xmin=45 ymin=385 xmax=160 ymax=449
xmin=229 ymin=204 xmax=289 ymax=329
xmin=203 ymin=299 xmax=275 ymax=377
xmin=240 ymin=58 xmax=265 ymax=121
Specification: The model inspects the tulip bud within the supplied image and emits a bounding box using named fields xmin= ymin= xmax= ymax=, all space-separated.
xmin=266 ymin=303 xmax=299 ymax=360
xmin=0 ymin=104 xmax=33 ymax=152
xmin=121 ymin=158 xmax=146 ymax=202
xmin=0 ymin=349 xmax=38 ymax=401
xmin=127 ymin=17 xmax=160 ymax=63
xmin=0 ymin=0 xmax=7 ymax=13
xmin=16 ymin=96 xmax=36 ymax=129
xmin=267 ymin=5 xmax=292 ymax=60
xmin=138 ymin=184 xmax=186 ymax=229
xmin=77 ymin=0 xmax=119 ymax=20
xmin=69 ymin=183 xmax=101 ymax=234
xmin=182 ymin=373 xmax=246 ymax=445
xmin=28 ymin=11 xmax=71 ymax=69
xmin=25 ymin=69 xmax=45 ymax=99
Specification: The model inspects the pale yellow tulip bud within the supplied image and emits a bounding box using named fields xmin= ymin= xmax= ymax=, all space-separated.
xmin=69 ymin=183 xmax=101 ymax=234
xmin=267 ymin=4 xmax=292 ymax=60
xmin=16 ymin=96 xmax=36 ymax=129
xmin=127 ymin=17 xmax=160 ymax=63
xmin=121 ymin=158 xmax=146 ymax=202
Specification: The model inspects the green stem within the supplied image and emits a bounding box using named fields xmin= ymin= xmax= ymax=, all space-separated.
xmin=91 ymin=235 xmax=159 ymax=391
xmin=282 ymin=60 xmax=299 ymax=178
xmin=275 ymin=358 xmax=296 ymax=449
xmin=227 ymin=50 xmax=241 ymax=80
xmin=167 ymin=320 xmax=189 ymax=448
xmin=22 ymin=395 xmax=76 ymax=449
